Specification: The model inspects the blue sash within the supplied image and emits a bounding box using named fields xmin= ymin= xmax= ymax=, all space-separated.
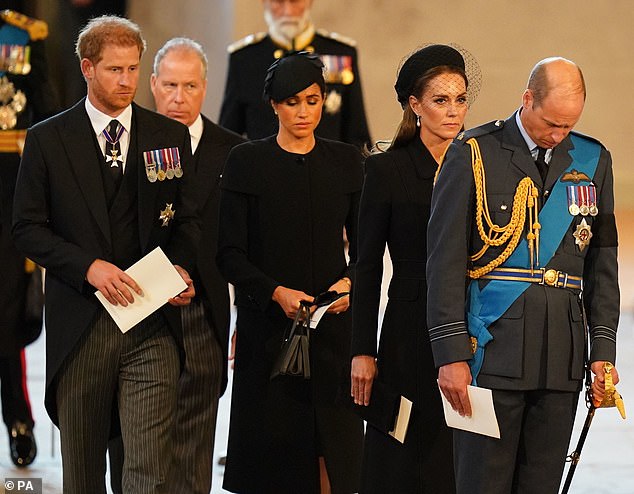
xmin=467 ymin=135 xmax=601 ymax=384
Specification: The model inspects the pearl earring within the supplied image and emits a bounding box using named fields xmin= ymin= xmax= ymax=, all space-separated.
xmin=416 ymin=114 xmax=421 ymax=127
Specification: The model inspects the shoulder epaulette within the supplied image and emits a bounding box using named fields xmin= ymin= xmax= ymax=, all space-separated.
xmin=1 ymin=10 xmax=48 ymax=41
xmin=570 ymin=130 xmax=606 ymax=149
xmin=315 ymin=28 xmax=357 ymax=47
xmin=456 ymin=119 xmax=505 ymax=143
xmin=227 ymin=32 xmax=267 ymax=54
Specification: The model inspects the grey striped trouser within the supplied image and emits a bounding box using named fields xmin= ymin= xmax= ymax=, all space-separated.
xmin=165 ymin=297 xmax=223 ymax=494
xmin=56 ymin=309 xmax=179 ymax=494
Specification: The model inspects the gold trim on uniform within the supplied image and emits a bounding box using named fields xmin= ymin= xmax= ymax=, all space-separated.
xmin=0 ymin=128 xmax=26 ymax=153
xmin=315 ymin=28 xmax=357 ymax=47
xmin=227 ymin=32 xmax=267 ymax=54
xmin=1 ymin=10 xmax=48 ymax=40
xmin=0 ymin=75 xmax=26 ymax=130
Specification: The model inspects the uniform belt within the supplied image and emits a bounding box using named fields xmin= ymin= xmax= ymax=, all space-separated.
xmin=0 ymin=129 xmax=27 ymax=153
xmin=480 ymin=267 xmax=582 ymax=290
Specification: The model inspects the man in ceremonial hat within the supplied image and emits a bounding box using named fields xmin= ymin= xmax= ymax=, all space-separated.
xmin=219 ymin=0 xmax=371 ymax=148
xmin=0 ymin=6 xmax=57 ymax=467
xmin=12 ymin=15 xmax=199 ymax=492
xmin=426 ymin=57 xmax=620 ymax=493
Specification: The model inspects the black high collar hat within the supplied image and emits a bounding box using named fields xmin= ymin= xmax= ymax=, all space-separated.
xmin=394 ymin=44 xmax=465 ymax=107
xmin=263 ymin=50 xmax=326 ymax=103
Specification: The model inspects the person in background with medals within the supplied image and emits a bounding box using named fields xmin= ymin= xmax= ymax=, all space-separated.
xmin=426 ymin=57 xmax=620 ymax=493
xmin=0 ymin=6 xmax=57 ymax=467
xmin=12 ymin=16 xmax=199 ymax=492
xmin=350 ymin=44 xmax=480 ymax=493
xmin=219 ymin=0 xmax=371 ymax=149
xmin=217 ymin=51 xmax=363 ymax=493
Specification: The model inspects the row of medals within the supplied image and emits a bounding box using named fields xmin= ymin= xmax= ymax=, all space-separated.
xmin=143 ymin=148 xmax=183 ymax=182
xmin=567 ymin=185 xmax=598 ymax=217
xmin=146 ymin=163 xmax=183 ymax=182
xmin=0 ymin=44 xmax=31 ymax=75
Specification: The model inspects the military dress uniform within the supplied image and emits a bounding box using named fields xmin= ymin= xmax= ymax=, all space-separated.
xmin=0 ymin=9 xmax=57 ymax=467
xmin=219 ymin=25 xmax=371 ymax=148
xmin=426 ymin=113 xmax=619 ymax=493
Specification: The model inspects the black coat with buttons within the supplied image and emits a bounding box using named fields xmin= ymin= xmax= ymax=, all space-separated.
xmin=351 ymin=138 xmax=454 ymax=493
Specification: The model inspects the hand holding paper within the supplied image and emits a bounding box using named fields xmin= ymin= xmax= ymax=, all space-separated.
xmin=87 ymin=258 xmax=143 ymax=307
xmin=169 ymin=265 xmax=195 ymax=306
xmin=438 ymin=361 xmax=473 ymax=417
xmin=95 ymin=247 xmax=187 ymax=333
xmin=440 ymin=384 xmax=500 ymax=439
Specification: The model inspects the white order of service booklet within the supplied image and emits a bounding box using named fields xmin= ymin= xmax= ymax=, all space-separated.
xmin=95 ymin=247 xmax=187 ymax=333
xmin=439 ymin=384 xmax=501 ymax=439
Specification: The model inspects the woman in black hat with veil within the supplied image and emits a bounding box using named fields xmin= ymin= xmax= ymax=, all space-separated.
xmin=350 ymin=44 xmax=481 ymax=493
xmin=217 ymin=51 xmax=363 ymax=494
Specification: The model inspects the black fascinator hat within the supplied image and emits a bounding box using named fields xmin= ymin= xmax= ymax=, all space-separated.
xmin=394 ymin=44 xmax=481 ymax=108
xmin=263 ymin=51 xmax=326 ymax=103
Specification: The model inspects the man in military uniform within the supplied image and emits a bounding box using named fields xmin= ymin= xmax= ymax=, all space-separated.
xmin=0 ymin=7 xmax=57 ymax=467
xmin=219 ymin=0 xmax=371 ymax=148
xmin=427 ymin=57 xmax=620 ymax=493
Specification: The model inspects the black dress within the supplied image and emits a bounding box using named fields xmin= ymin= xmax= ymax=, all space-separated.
xmin=217 ymin=136 xmax=364 ymax=494
xmin=351 ymin=138 xmax=455 ymax=493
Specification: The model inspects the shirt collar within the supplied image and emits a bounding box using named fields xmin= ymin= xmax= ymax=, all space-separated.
xmin=85 ymin=97 xmax=133 ymax=136
xmin=516 ymin=109 xmax=552 ymax=161
xmin=188 ymin=114 xmax=203 ymax=154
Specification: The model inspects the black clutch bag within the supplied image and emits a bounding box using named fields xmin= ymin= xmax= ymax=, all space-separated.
xmin=270 ymin=301 xmax=312 ymax=380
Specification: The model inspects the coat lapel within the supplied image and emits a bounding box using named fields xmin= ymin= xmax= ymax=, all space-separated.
xmin=502 ymin=113 xmax=543 ymax=185
xmin=133 ymin=105 xmax=163 ymax=250
xmin=61 ymin=100 xmax=112 ymax=244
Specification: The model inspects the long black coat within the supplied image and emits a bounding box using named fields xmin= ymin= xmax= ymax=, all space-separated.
xmin=351 ymin=138 xmax=454 ymax=493
xmin=189 ymin=115 xmax=244 ymax=395
xmin=217 ymin=136 xmax=364 ymax=494
xmin=12 ymin=101 xmax=200 ymax=424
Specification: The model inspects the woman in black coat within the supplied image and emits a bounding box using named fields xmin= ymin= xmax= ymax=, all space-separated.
xmin=217 ymin=52 xmax=364 ymax=494
xmin=350 ymin=44 xmax=481 ymax=493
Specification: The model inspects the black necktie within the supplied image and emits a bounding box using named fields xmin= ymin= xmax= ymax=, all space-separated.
xmin=535 ymin=146 xmax=548 ymax=182
xmin=104 ymin=119 xmax=123 ymax=183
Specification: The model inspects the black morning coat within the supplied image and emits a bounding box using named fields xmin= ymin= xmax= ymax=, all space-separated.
xmin=217 ymin=136 xmax=364 ymax=494
xmin=190 ymin=115 xmax=244 ymax=395
xmin=12 ymin=100 xmax=200 ymax=424
xmin=351 ymin=138 xmax=455 ymax=493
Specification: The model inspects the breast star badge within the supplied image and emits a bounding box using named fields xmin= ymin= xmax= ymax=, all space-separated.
xmin=159 ymin=203 xmax=175 ymax=227
xmin=573 ymin=218 xmax=593 ymax=251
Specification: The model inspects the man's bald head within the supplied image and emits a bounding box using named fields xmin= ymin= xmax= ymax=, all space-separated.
xmin=527 ymin=57 xmax=586 ymax=108
xmin=520 ymin=57 xmax=587 ymax=149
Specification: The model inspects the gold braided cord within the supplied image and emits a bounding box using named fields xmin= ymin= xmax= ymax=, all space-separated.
xmin=466 ymin=137 xmax=537 ymax=279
